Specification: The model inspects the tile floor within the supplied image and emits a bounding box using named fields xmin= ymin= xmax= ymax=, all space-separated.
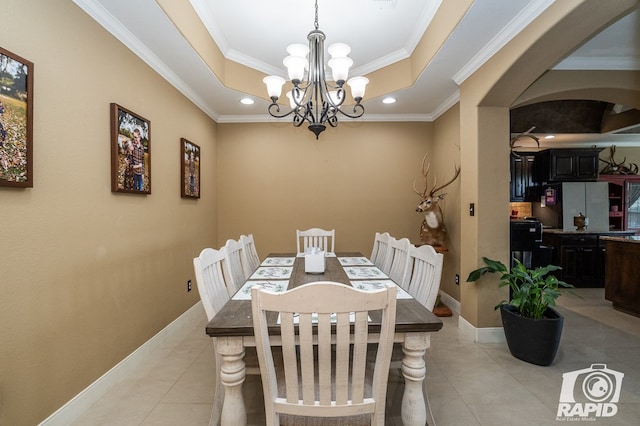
xmin=72 ymin=288 xmax=640 ymax=425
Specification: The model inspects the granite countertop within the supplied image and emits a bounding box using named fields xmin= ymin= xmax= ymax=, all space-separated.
xmin=543 ymin=229 xmax=636 ymax=235
xmin=600 ymin=235 xmax=640 ymax=243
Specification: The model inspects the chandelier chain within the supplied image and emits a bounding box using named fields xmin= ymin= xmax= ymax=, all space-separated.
xmin=314 ymin=0 xmax=319 ymax=30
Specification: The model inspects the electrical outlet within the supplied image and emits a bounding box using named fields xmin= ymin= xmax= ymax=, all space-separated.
xmin=187 ymin=280 xmax=192 ymax=292
xmin=455 ymin=274 xmax=460 ymax=285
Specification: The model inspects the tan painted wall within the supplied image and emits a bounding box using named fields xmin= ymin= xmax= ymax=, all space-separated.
xmin=0 ymin=0 xmax=217 ymax=424
xmin=432 ymin=104 xmax=462 ymax=300
xmin=216 ymin=121 xmax=459 ymax=256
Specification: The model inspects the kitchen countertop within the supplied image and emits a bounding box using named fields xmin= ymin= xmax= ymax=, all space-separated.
xmin=601 ymin=235 xmax=640 ymax=243
xmin=543 ymin=229 xmax=636 ymax=235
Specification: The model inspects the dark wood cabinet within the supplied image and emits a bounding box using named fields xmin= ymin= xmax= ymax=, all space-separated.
xmin=557 ymin=235 xmax=599 ymax=287
xmin=604 ymin=238 xmax=640 ymax=317
xmin=510 ymin=152 xmax=535 ymax=201
xmin=534 ymin=149 xmax=601 ymax=183
xmin=542 ymin=231 xmax=634 ymax=288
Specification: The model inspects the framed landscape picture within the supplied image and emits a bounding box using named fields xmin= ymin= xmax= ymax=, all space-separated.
xmin=110 ymin=103 xmax=151 ymax=194
xmin=181 ymin=138 xmax=200 ymax=199
xmin=0 ymin=46 xmax=34 ymax=188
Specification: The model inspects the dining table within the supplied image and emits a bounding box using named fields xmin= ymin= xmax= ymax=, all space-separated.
xmin=205 ymin=252 xmax=443 ymax=426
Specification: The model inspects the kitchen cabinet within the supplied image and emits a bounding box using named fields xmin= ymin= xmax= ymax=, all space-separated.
xmin=542 ymin=230 xmax=635 ymax=288
xmin=510 ymin=152 xmax=535 ymax=201
xmin=557 ymin=235 xmax=599 ymax=287
xmin=603 ymin=237 xmax=640 ymax=318
xmin=534 ymin=148 xmax=602 ymax=183
xmin=599 ymin=174 xmax=640 ymax=232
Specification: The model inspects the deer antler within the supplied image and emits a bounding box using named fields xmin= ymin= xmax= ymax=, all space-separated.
xmin=413 ymin=152 xmax=461 ymax=197
xmin=430 ymin=163 xmax=461 ymax=196
xmin=413 ymin=152 xmax=431 ymax=198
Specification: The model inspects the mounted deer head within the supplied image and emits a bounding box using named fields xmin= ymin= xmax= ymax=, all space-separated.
xmin=413 ymin=153 xmax=460 ymax=248
xmin=600 ymin=145 xmax=638 ymax=175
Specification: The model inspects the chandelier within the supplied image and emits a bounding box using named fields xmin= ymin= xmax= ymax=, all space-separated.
xmin=262 ymin=0 xmax=369 ymax=139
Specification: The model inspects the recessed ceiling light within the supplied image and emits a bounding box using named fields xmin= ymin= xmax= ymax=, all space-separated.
xmin=544 ymin=135 xmax=555 ymax=139
xmin=240 ymin=98 xmax=254 ymax=105
xmin=382 ymin=97 xmax=397 ymax=104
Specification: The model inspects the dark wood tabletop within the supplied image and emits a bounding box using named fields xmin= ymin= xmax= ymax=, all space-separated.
xmin=205 ymin=252 xmax=443 ymax=337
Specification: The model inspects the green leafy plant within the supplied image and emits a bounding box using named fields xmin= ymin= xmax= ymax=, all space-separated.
xmin=466 ymin=257 xmax=574 ymax=319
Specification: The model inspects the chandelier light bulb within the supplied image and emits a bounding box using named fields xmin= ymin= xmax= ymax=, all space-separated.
xmin=328 ymin=56 xmax=353 ymax=83
xmin=328 ymin=43 xmax=351 ymax=58
xmin=283 ymin=55 xmax=307 ymax=82
xmin=286 ymin=43 xmax=309 ymax=58
xmin=347 ymin=76 xmax=369 ymax=100
xmin=263 ymin=75 xmax=285 ymax=100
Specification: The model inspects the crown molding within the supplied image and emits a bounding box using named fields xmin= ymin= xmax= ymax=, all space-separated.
xmin=553 ymin=56 xmax=640 ymax=71
xmin=430 ymin=90 xmax=460 ymax=121
xmin=215 ymin=113 xmax=434 ymax=124
xmin=72 ymin=0 xmax=220 ymax=121
xmin=453 ymin=0 xmax=554 ymax=85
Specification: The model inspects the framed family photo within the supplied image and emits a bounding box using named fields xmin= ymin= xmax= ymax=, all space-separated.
xmin=110 ymin=103 xmax=151 ymax=194
xmin=181 ymin=138 xmax=200 ymax=199
xmin=0 ymin=46 xmax=34 ymax=188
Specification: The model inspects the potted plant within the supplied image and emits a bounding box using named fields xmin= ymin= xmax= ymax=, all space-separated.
xmin=466 ymin=257 xmax=574 ymax=366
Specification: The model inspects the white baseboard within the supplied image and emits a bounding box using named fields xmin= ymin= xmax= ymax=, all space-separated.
xmin=39 ymin=302 xmax=203 ymax=426
xmin=458 ymin=314 xmax=506 ymax=344
xmin=438 ymin=291 xmax=505 ymax=344
xmin=438 ymin=290 xmax=460 ymax=315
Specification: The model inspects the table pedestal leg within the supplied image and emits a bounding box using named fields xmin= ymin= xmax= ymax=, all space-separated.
xmin=217 ymin=337 xmax=247 ymax=426
xmin=401 ymin=333 xmax=430 ymax=426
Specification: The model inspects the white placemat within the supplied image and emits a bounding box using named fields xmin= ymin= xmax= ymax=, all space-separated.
xmin=260 ymin=257 xmax=295 ymax=267
xmin=338 ymin=256 xmax=374 ymax=266
xmin=249 ymin=266 xmax=293 ymax=280
xmin=232 ymin=280 xmax=290 ymax=300
xmin=343 ymin=266 xmax=388 ymax=279
xmin=350 ymin=280 xmax=413 ymax=299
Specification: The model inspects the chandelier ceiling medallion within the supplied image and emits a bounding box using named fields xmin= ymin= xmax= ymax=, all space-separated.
xmin=263 ymin=0 xmax=369 ymax=139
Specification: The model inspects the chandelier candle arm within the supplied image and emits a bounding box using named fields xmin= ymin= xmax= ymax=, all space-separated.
xmin=262 ymin=0 xmax=369 ymax=139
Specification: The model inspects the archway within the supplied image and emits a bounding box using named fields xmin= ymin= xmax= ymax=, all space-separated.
xmin=457 ymin=0 xmax=639 ymax=335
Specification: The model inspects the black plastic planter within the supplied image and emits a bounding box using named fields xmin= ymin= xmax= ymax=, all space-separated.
xmin=500 ymin=304 xmax=563 ymax=366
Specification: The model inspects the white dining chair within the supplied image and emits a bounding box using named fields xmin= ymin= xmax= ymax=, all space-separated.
xmin=379 ymin=243 xmax=442 ymax=426
xmin=370 ymin=232 xmax=391 ymax=270
xmin=377 ymin=235 xmax=397 ymax=276
xmin=296 ymin=228 xmax=335 ymax=254
xmin=194 ymin=247 xmax=261 ymax=426
xmin=386 ymin=237 xmax=413 ymax=290
xmin=251 ymin=281 xmax=397 ymax=426
xmin=406 ymin=244 xmax=444 ymax=311
xmin=221 ymin=238 xmax=247 ymax=297
xmin=239 ymin=233 xmax=260 ymax=279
